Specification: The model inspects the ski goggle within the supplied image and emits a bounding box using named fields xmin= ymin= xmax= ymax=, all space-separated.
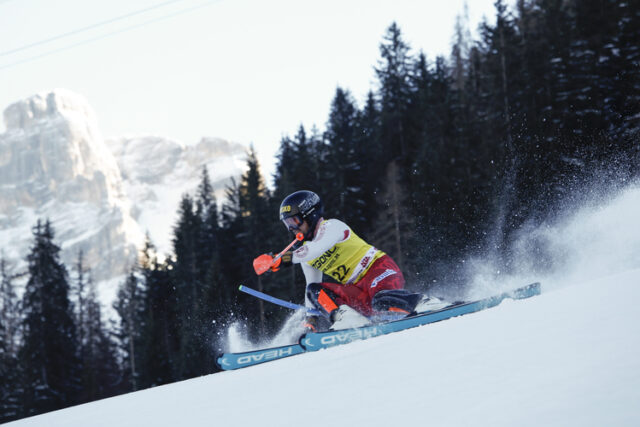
xmin=282 ymin=215 xmax=304 ymax=231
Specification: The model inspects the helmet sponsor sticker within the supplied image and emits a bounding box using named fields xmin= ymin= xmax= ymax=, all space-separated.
xmin=299 ymin=193 xmax=320 ymax=212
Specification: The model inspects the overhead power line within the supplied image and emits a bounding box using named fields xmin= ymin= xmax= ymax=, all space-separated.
xmin=0 ymin=0 xmax=221 ymax=71
xmin=0 ymin=0 xmax=185 ymax=57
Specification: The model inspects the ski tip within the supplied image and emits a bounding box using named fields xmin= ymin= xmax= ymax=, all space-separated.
xmin=214 ymin=354 xmax=225 ymax=371
xmin=527 ymin=282 xmax=542 ymax=293
xmin=238 ymin=285 xmax=244 ymax=291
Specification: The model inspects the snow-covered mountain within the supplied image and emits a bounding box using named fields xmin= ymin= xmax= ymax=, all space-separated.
xmin=6 ymin=184 xmax=640 ymax=427
xmin=0 ymin=90 xmax=247 ymax=301
xmin=106 ymin=135 xmax=246 ymax=256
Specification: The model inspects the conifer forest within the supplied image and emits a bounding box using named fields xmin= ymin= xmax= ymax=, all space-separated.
xmin=1 ymin=1 xmax=639 ymax=421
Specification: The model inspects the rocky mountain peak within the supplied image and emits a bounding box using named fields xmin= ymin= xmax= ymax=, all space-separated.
xmin=4 ymin=90 xmax=90 ymax=130
xmin=0 ymin=90 xmax=246 ymax=303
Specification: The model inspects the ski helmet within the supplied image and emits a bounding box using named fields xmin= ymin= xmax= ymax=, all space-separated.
xmin=279 ymin=190 xmax=324 ymax=236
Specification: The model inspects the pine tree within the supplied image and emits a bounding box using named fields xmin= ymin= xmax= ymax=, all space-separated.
xmin=220 ymin=178 xmax=244 ymax=285
xmin=196 ymin=166 xmax=220 ymax=277
xmin=71 ymin=251 xmax=88 ymax=392
xmin=195 ymin=166 xmax=230 ymax=361
xmin=273 ymin=136 xmax=296 ymax=200
xmin=272 ymin=135 xmax=307 ymax=299
xmin=408 ymin=53 xmax=479 ymax=272
xmin=292 ymin=125 xmax=324 ymax=192
xmin=114 ymin=265 xmax=146 ymax=391
xmin=406 ymin=51 xmax=438 ymax=215
xmin=0 ymin=256 xmax=22 ymax=422
xmin=80 ymin=275 xmax=121 ymax=401
xmin=323 ymin=87 xmax=368 ymax=231
xmin=139 ymin=237 xmax=178 ymax=387
xmin=471 ymin=1 xmax=538 ymax=251
xmin=612 ymin=0 xmax=640 ymax=145
xmin=0 ymin=255 xmax=20 ymax=358
xmin=19 ymin=220 xmax=81 ymax=417
xmin=67 ymin=252 xmax=121 ymax=402
xmin=202 ymin=247 xmax=231 ymax=360
xmin=353 ymin=91 xmax=383 ymax=235
xmin=171 ymin=193 xmax=206 ymax=379
xmin=238 ymin=147 xmax=274 ymax=335
xmin=174 ymin=166 xmax=232 ymax=376
xmin=0 ymin=317 xmax=21 ymax=423
xmin=376 ymin=22 xmax=414 ymax=162
xmin=369 ymin=160 xmax=414 ymax=274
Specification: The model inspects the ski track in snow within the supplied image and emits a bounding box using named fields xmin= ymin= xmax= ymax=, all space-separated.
xmin=7 ymin=184 xmax=640 ymax=426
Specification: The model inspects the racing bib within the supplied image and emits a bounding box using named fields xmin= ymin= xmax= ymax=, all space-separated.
xmin=306 ymin=228 xmax=384 ymax=284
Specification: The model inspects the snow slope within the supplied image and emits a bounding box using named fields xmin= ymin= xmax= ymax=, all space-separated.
xmin=8 ymin=184 xmax=640 ymax=427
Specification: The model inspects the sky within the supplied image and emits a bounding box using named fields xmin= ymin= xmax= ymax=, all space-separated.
xmin=8 ymin=182 xmax=640 ymax=426
xmin=0 ymin=0 xmax=499 ymax=183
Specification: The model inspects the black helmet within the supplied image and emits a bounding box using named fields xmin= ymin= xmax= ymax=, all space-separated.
xmin=279 ymin=190 xmax=324 ymax=237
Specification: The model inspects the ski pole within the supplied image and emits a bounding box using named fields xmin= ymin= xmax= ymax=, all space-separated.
xmin=273 ymin=232 xmax=304 ymax=263
xmin=253 ymin=232 xmax=304 ymax=275
xmin=238 ymin=285 xmax=324 ymax=316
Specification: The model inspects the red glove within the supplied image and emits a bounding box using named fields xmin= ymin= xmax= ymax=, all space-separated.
xmin=253 ymin=254 xmax=282 ymax=275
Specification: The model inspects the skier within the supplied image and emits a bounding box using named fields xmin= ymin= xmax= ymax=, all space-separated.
xmin=253 ymin=190 xmax=445 ymax=332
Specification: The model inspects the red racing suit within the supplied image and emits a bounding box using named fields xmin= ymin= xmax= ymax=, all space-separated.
xmin=292 ymin=219 xmax=405 ymax=316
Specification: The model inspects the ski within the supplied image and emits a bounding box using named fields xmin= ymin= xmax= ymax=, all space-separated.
xmin=216 ymin=343 xmax=305 ymax=370
xmin=216 ymin=282 xmax=540 ymax=370
xmin=299 ymin=282 xmax=541 ymax=351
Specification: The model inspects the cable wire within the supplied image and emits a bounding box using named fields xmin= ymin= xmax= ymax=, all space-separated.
xmin=0 ymin=0 xmax=185 ymax=57
xmin=0 ymin=0 xmax=221 ymax=71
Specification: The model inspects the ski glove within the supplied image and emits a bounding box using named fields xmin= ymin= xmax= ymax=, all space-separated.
xmin=253 ymin=252 xmax=292 ymax=275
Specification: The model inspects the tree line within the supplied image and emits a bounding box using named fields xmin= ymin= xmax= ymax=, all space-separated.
xmin=1 ymin=0 xmax=638 ymax=421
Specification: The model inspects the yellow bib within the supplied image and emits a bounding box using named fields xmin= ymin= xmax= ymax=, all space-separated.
xmin=306 ymin=227 xmax=384 ymax=284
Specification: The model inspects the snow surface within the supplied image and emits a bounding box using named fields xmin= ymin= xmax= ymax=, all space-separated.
xmin=7 ymin=184 xmax=640 ymax=426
